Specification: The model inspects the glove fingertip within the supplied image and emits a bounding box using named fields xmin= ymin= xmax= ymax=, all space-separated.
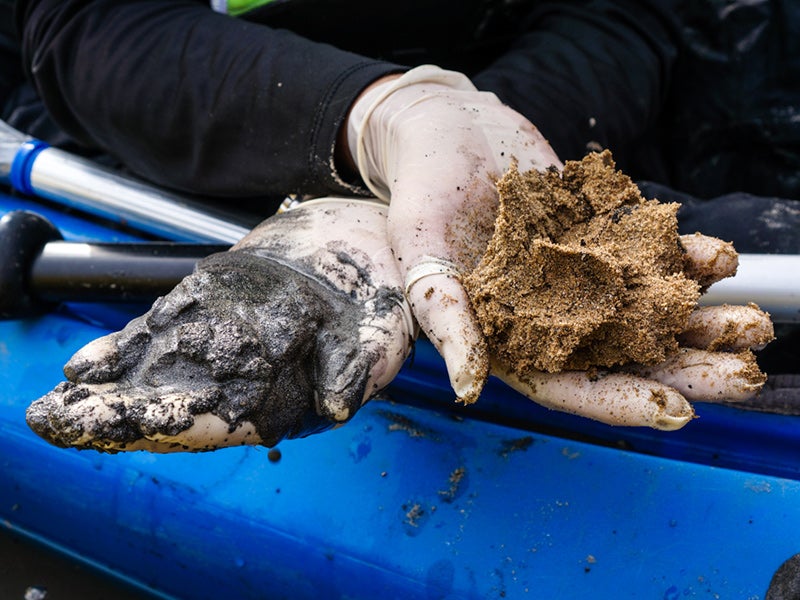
xmin=418 ymin=313 xmax=489 ymax=404
xmin=680 ymin=233 xmax=739 ymax=287
xmin=494 ymin=362 xmax=695 ymax=431
xmin=441 ymin=340 xmax=489 ymax=404
xmin=314 ymin=348 xmax=372 ymax=423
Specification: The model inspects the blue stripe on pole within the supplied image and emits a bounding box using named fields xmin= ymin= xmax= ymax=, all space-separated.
xmin=9 ymin=139 xmax=51 ymax=196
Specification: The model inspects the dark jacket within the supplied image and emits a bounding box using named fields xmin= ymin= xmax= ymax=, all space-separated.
xmin=11 ymin=0 xmax=682 ymax=197
xmin=9 ymin=0 xmax=800 ymax=251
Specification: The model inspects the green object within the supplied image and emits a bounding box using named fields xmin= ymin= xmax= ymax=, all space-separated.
xmin=223 ymin=0 xmax=276 ymax=16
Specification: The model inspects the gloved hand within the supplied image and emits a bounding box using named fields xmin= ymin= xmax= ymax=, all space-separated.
xmin=347 ymin=65 xmax=562 ymax=403
xmin=26 ymin=198 xmax=415 ymax=452
xmin=347 ymin=65 xmax=774 ymax=424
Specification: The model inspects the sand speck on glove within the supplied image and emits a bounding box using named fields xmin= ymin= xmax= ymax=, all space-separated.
xmin=463 ymin=151 xmax=701 ymax=376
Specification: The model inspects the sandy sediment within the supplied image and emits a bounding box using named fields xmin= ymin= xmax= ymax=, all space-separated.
xmin=463 ymin=150 xmax=701 ymax=376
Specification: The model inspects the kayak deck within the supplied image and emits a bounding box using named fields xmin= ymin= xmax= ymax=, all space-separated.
xmin=2 ymin=191 xmax=800 ymax=599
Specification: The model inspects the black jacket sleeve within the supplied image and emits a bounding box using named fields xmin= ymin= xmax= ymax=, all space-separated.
xmin=15 ymin=0 xmax=402 ymax=198
xmin=472 ymin=0 xmax=680 ymax=164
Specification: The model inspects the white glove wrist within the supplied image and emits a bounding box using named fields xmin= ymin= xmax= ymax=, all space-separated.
xmin=346 ymin=65 xmax=478 ymax=201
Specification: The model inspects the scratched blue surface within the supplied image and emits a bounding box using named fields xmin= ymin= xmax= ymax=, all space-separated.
xmin=1 ymin=315 xmax=800 ymax=599
xmin=2 ymin=192 xmax=800 ymax=598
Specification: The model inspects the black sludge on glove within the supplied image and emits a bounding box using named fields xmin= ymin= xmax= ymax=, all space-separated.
xmin=26 ymin=199 xmax=415 ymax=452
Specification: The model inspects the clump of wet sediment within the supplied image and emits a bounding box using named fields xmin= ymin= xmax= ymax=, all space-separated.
xmin=463 ymin=150 xmax=701 ymax=377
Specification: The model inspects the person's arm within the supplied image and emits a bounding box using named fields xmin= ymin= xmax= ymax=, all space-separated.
xmin=15 ymin=0 xmax=402 ymax=198
xmin=472 ymin=0 xmax=680 ymax=161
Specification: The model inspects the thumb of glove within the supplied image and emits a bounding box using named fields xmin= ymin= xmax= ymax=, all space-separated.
xmin=404 ymin=256 xmax=489 ymax=403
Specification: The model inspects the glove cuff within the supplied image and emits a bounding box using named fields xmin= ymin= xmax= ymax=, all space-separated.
xmin=347 ymin=65 xmax=478 ymax=201
xmin=403 ymin=255 xmax=462 ymax=297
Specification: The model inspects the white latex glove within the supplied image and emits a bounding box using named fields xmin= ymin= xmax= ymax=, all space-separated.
xmin=27 ymin=199 xmax=415 ymax=452
xmin=347 ymin=65 xmax=562 ymax=403
xmin=347 ymin=66 xmax=773 ymax=425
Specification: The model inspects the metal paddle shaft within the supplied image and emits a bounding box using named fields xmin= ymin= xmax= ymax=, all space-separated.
xmin=28 ymin=244 xmax=800 ymax=322
xmin=25 ymin=148 xmax=251 ymax=243
xmin=1 ymin=119 xmax=252 ymax=244
xmin=700 ymin=254 xmax=800 ymax=323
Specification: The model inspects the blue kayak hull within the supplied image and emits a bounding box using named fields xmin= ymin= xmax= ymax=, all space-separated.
xmin=2 ymin=191 xmax=800 ymax=599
